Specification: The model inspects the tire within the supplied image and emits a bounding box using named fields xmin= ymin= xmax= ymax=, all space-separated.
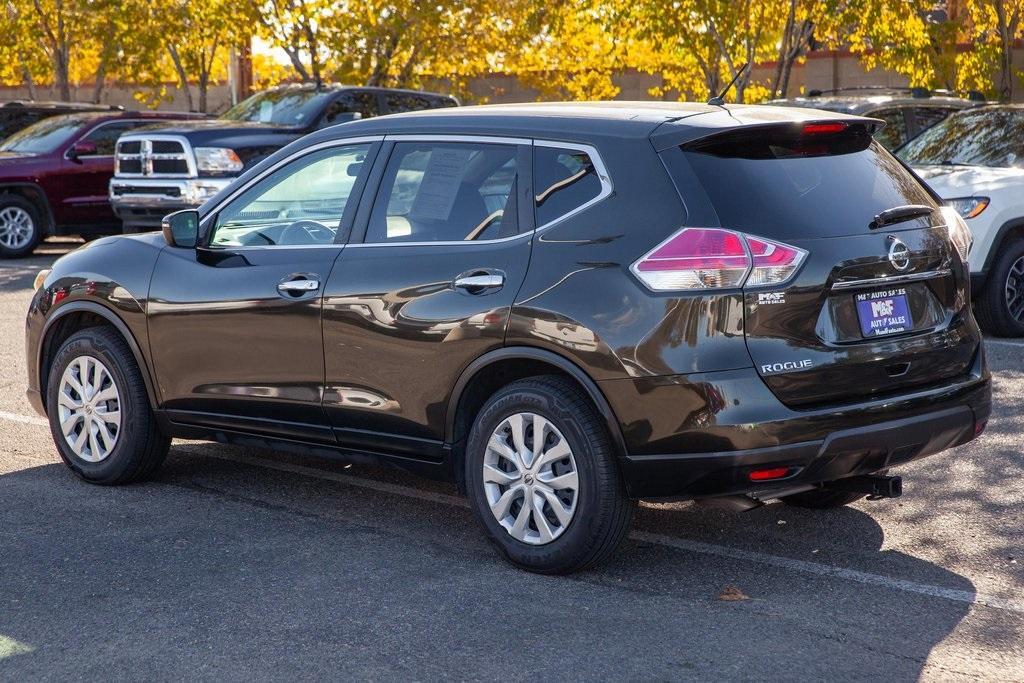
xmin=781 ymin=487 xmax=865 ymax=509
xmin=0 ymin=194 xmax=43 ymax=258
xmin=46 ymin=327 xmax=169 ymax=485
xmin=465 ymin=375 xmax=633 ymax=574
xmin=975 ymin=237 xmax=1024 ymax=337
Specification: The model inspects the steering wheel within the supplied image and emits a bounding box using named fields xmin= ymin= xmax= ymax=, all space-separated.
xmin=279 ymin=220 xmax=336 ymax=245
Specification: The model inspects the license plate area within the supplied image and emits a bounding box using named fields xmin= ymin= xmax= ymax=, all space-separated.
xmin=855 ymin=287 xmax=913 ymax=338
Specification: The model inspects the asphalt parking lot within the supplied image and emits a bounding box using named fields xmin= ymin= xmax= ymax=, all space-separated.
xmin=0 ymin=239 xmax=1022 ymax=681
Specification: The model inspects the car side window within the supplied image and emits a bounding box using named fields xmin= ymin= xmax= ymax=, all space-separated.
xmin=384 ymin=93 xmax=437 ymax=113
xmin=81 ymin=121 xmax=147 ymax=156
xmin=209 ymin=143 xmax=371 ymax=248
xmin=869 ymin=108 xmax=909 ymax=150
xmin=365 ymin=142 xmax=520 ymax=243
xmin=534 ymin=146 xmax=603 ymax=227
xmin=321 ymin=91 xmax=380 ymax=127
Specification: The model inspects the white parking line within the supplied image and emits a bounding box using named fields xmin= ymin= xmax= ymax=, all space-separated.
xmin=2 ymin=410 xmax=1023 ymax=615
xmin=0 ymin=410 xmax=47 ymax=427
xmin=985 ymin=338 xmax=1024 ymax=348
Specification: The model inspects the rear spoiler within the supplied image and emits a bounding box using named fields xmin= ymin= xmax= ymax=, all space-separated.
xmin=650 ymin=110 xmax=884 ymax=152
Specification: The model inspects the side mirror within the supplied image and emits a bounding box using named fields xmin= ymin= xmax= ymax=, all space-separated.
xmin=161 ymin=209 xmax=199 ymax=248
xmin=67 ymin=140 xmax=98 ymax=161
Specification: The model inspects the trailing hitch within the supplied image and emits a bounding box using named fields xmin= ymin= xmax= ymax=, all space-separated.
xmin=833 ymin=474 xmax=903 ymax=500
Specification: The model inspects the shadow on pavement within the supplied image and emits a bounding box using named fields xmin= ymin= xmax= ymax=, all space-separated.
xmin=0 ymin=451 xmax=987 ymax=680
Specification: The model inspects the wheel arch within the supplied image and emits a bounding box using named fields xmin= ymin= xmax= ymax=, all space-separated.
xmin=980 ymin=216 xmax=1024 ymax=275
xmin=38 ymin=301 xmax=158 ymax=413
xmin=0 ymin=182 xmax=55 ymax=235
xmin=446 ymin=347 xmax=628 ymax=478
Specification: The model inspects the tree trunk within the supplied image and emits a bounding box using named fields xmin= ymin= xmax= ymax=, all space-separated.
xmin=92 ymin=56 xmax=108 ymax=104
xmin=167 ymin=45 xmax=195 ymax=112
xmin=20 ymin=63 xmax=37 ymax=100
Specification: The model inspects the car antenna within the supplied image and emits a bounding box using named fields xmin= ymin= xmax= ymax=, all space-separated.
xmin=707 ymin=63 xmax=749 ymax=106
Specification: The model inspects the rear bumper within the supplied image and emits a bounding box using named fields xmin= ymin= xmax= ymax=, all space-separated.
xmin=608 ymin=349 xmax=991 ymax=499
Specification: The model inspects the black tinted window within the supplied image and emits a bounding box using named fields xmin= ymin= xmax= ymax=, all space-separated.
xmin=869 ymin=108 xmax=908 ymax=149
xmin=672 ymin=126 xmax=936 ymax=240
xmin=385 ymin=93 xmax=451 ymax=113
xmin=899 ymin=109 xmax=1024 ymax=168
xmin=0 ymin=110 xmax=44 ymax=139
xmin=321 ymin=91 xmax=380 ymax=126
xmin=534 ymin=147 xmax=603 ymax=226
xmin=366 ymin=142 xmax=519 ymax=243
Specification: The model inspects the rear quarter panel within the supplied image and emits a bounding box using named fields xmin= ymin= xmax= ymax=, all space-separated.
xmin=507 ymin=137 xmax=751 ymax=380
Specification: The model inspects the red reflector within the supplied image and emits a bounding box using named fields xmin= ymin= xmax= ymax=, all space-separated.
xmin=53 ymin=288 xmax=68 ymax=304
xmin=749 ymin=467 xmax=792 ymax=482
xmin=975 ymin=419 xmax=987 ymax=436
xmin=803 ymin=122 xmax=847 ymax=135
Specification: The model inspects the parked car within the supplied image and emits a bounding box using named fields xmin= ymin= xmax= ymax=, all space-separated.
xmin=899 ymin=105 xmax=1024 ymax=336
xmin=27 ymin=103 xmax=990 ymax=573
xmin=0 ymin=110 xmax=207 ymax=258
xmin=0 ymin=100 xmax=123 ymax=141
xmin=770 ymin=86 xmax=982 ymax=149
xmin=109 ymin=84 xmax=458 ymax=232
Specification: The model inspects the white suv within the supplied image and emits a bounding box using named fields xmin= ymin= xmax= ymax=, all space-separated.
xmin=901 ymin=105 xmax=1024 ymax=336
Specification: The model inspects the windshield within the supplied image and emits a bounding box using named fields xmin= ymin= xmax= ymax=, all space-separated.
xmin=0 ymin=113 xmax=93 ymax=154
xmin=899 ymin=108 xmax=1024 ymax=168
xmin=221 ymin=89 xmax=329 ymax=126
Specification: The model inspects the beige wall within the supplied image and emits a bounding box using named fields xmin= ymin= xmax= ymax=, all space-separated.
xmin=4 ymin=48 xmax=1023 ymax=111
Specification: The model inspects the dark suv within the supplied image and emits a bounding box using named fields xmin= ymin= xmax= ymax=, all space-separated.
xmin=0 ymin=110 xmax=206 ymax=257
xmin=770 ymin=87 xmax=982 ymax=149
xmin=0 ymin=101 xmax=122 ymax=141
xmin=25 ymin=103 xmax=991 ymax=573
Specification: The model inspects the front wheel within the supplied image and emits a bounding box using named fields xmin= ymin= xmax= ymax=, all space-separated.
xmin=975 ymin=238 xmax=1024 ymax=337
xmin=0 ymin=194 xmax=43 ymax=258
xmin=46 ymin=327 xmax=169 ymax=484
xmin=465 ymin=376 xmax=633 ymax=574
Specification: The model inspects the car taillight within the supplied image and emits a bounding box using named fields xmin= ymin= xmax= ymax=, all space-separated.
xmin=631 ymin=228 xmax=807 ymax=292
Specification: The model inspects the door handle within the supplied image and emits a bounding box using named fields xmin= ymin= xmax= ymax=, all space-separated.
xmin=453 ymin=274 xmax=505 ymax=291
xmin=278 ymin=279 xmax=320 ymax=293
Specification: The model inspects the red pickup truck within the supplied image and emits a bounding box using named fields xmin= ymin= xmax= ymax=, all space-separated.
xmin=0 ymin=109 xmax=206 ymax=258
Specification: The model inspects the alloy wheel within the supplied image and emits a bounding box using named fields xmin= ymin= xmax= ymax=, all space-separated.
xmin=57 ymin=356 xmax=121 ymax=462
xmin=1006 ymin=255 xmax=1024 ymax=323
xmin=483 ymin=412 xmax=579 ymax=545
xmin=0 ymin=206 xmax=34 ymax=250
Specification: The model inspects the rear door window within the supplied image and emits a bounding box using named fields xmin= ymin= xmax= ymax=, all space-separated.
xmin=665 ymin=124 xmax=936 ymax=240
xmin=533 ymin=146 xmax=604 ymax=227
xmin=365 ymin=141 xmax=521 ymax=243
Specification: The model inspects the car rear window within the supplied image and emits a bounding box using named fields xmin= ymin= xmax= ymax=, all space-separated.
xmin=664 ymin=124 xmax=937 ymax=240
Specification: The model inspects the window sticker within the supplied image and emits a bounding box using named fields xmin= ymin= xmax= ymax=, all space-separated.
xmin=409 ymin=148 xmax=472 ymax=221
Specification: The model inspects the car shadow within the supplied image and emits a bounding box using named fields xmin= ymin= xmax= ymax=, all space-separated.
xmin=0 ymin=450 xmax=997 ymax=680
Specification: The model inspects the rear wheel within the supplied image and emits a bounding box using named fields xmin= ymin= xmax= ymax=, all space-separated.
xmin=0 ymin=194 xmax=43 ymax=258
xmin=976 ymin=238 xmax=1024 ymax=337
xmin=465 ymin=376 xmax=632 ymax=574
xmin=46 ymin=327 xmax=169 ymax=484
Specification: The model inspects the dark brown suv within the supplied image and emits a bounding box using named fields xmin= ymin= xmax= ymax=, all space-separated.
xmin=25 ymin=103 xmax=991 ymax=573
